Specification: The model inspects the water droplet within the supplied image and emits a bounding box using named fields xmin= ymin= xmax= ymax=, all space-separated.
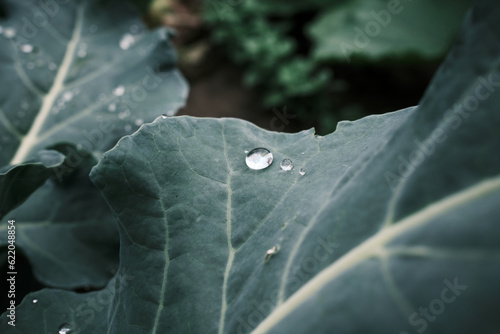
xmin=26 ymin=62 xmax=35 ymax=70
xmin=161 ymin=114 xmax=168 ymax=119
xmin=108 ymin=103 xmax=116 ymax=112
xmin=20 ymin=44 xmax=33 ymax=53
xmin=244 ymin=150 xmax=249 ymax=154
xmin=135 ymin=118 xmax=143 ymax=126
xmin=3 ymin=27 xmax=16 ymax=39
xmin=32 ymin=299 xmax=38 ymax=303
xmin=113 ymin=85 xmax=125 ymax=96
xmin=58 ymin=323 xmax=72 ymax=334
xmin=77 ymin=49 xmax=87 ymax=58
xmin=166 ymin=109 xmax=175 ymax=116
xmin=119 ymin=33 xmax=136 ymax=50
xmin=280 ymin=159 xmax=293 ymax=171
xmin=62 ymin=91 xmax=73 ymax=102
xmin=48 ymin=62 xmax=57 ymax=71
xmin=265 ymin=246 xmax=280 ymax=261
xmin=301 ymin=152 xmax=305 ymax=155
xmin=299 ymin=168 xmax=306 ymax=176
xmin=245 ymin=148 xmax=273 ymax=170
xmin=124 ymin=124 xmax=132 ymax=132
xmin=118 ymin=110 xmax=130 ymax=119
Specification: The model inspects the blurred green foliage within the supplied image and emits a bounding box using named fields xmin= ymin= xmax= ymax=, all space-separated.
xmin=204 ymin=0 xmax=471 ymax=133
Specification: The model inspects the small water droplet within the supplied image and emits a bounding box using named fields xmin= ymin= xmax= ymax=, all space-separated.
xmin=135 ymin=118 xmax=143 ymax=126
xmin=245 ymin=148 xmax=273 ymax=170
xmin=108 ymin=103 xmax=116 ymax=112
xmin=124 ymin=124 xmax=132 ymax=132
xmin=113 ymin=85 xmax=125 ymax=96
xmin=20 ymin=44 xmax=33 ymax=53
xmin=166 ymin=109 xmax=175 ymax=116
xmin=244 ymin=150 xmax=249 ymax=154
xmin=161 ymin=114 xmax=168 ymax=119
xmin=32 ymin=299 xmax=38 ymax=303
xmin=58 ymin=323 xmax=72 ymax=334
xmin=280 ymin=159 xmax=293 ymax=171
xmin=301 ymin=152 xmax=305 ymax=155
xmin=265 ymin=246 xmax=280 ymax=261
xmin=299 ymin=168 xmax=306 ymax=176
xmin=62 ymin=91 xmax=73 ymax=102
xmin=77 ymin=49 xmax=87 ymax=58
xmin=26 ymin=62 xmax=35 ymax=70
xmin=48 ymin=62 xmax=57 ymax=71
xmin=118 ymin=110 xmax=130 ymax=119
xmin=3 ymin=27 xmax=16 ymax=39
xmin=119 ymin=33 xmax=136 ymax=50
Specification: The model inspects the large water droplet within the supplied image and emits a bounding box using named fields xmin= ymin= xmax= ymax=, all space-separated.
xmin=20 ymin=44 xmax=33 ymax=53
xmin=58 ymin=323 xmax=72 ymax=334
xmin=113 ymin=85 xmax=125 ymax=96
xmin=280 ymin=159 xmax=293 ymax=171
xmin=299 ymin=168 xmax=306 ymax=176
xmin=245 ymin=148 xmax=273 ymax=170
xmin=32 ymin=299 xmax=38 ymax=303
xmin=119 ymin=33 xmax=135 ymax=50
xmin=3 ymin=27 xmax=16 ymax=39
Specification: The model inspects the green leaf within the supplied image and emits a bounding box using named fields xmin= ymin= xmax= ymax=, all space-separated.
xmin=0 ymin=0 xmax=187 ymax=167
xmin=3 ymin=1 xmax=500 ymax=333
xmin=0 ymin=150 xmax=64 ymax=219
xmin=308 ymin=0 xmax=472 ymax=62
xmin=0 ymin=0 xmax=188 ymax=288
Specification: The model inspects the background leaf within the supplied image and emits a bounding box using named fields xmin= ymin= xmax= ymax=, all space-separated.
xmin=308 ymin=0 xmax=471 ymax=62
xmin=0 ymin=0 xmax=188 ymax=289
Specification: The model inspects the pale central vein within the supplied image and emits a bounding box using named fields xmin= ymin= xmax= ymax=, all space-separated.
xmin=253 ymin=174 xmax=500 ymax=333
xmin=218 ymin=125 xmax=235 ymax=334
xmin=9 ymin=4 xmax=84 ymax=165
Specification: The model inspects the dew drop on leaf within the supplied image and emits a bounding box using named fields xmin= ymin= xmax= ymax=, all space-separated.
xmin=119 ymin=33 xmax=135 ymax=50
xmin=3 ymin=27 xmax=16 ymax=39
xmin=48 ymin=62 xmax=57 ymax=71
xmin=245 ymin=148 xmax=273 ymax=170
xmin=135 ymin=118 xmax=144 ymax=126
xmin=108 ymin=103 xmax=116 ymax=112
xmin=299 ymin=168 xmax=306 ymax=176
xmin=32 ymin=299 xmax=38 ymax=303
xmin=265 ymin=246 xmax=280 ymax=261
xmin=280 ymin=159 xmax=293 ymax=171
xmin=58 ymin=323 xmax=72 ymax=334
xmin=20 ymin=44 xmax=33 ymax=53
xmin=113 ymin=85 xmax=125 ymax=96
xmin=161 ymin=114 xmax=168 ymax=119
